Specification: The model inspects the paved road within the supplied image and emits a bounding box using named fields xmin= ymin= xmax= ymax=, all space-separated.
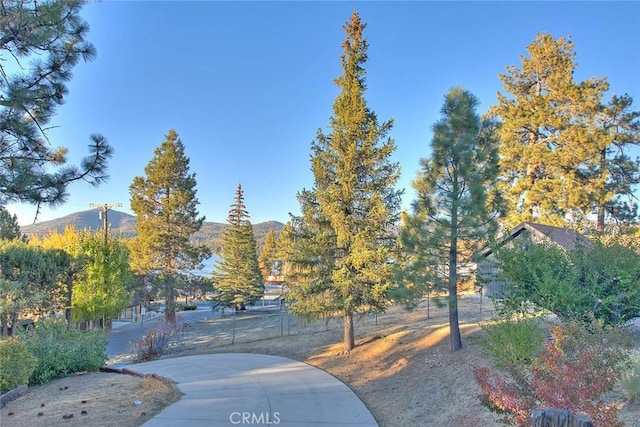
xmin=106 ymin=302 xmax=221 ymax=359
xmin=106 ymin=300 xmax=283 ymax=360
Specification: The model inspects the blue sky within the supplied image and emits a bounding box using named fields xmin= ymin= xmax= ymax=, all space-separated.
xmin=6 ymin=1 xmax=640 ymax=226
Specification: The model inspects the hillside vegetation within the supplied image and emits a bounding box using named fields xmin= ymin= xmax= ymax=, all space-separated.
xmin=20 ymin=210 xmax=284 ymax=252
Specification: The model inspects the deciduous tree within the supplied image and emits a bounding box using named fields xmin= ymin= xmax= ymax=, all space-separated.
xmin=0 ymin=0 xmax=112 ymax=220
xmin=129 ymin=130 xmax=209 ymax=323
xmin=492 ymin=240 xmax=640 ymax=326
xmin=402 ymin=87 xmax=501 ymax=351
xmin=30 ymin=226 xmax=83 ymax=328
xmin=72 ymin=232 xmax=132 ymax=327
xmin=32 ymin=226 xmax=133 ymax=329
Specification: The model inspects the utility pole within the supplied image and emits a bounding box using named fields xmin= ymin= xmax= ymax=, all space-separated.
xmin=89 ymin=203 xmax=123 ymax=244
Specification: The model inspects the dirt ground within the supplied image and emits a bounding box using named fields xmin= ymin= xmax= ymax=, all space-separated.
xmin=2 ymin=295 xmax=639 ymax=426
xmin=0 ymin=371 xmax=181 ymax=427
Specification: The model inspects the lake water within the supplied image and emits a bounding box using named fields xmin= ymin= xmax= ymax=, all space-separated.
xmin=193 ymin=255 xmax=220 ymax=277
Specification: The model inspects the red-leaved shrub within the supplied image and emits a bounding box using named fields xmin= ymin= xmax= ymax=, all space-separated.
xmin=475 ymin=319 xmax=631 ymax=426
xmin=474 ymin=366 xmax=532 ymax=426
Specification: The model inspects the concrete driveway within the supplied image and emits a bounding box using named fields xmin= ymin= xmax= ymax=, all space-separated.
xmin=133 ymin=353 xmax=378 ymax=427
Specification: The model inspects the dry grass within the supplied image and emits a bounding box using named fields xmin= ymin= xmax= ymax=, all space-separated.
xmin=0 ymin=371 xmax=181 ymax=427
xmin=149 ymin=296 xmax=504 ymax=425
xmin=159 ymin=295 xmax=640 ymax=426
xmin=2 ymin=295 xmax=639 ymax=427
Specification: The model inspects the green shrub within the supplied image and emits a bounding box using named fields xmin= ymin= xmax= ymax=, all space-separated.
xmin=0 ymin=337 xmax=37 ymax=393
xmin=479 ymin=316 xmax=545 ymax=369
xmin=176 ymin=303 xmax=197 ymax=311
xmin=492 ymin=242 xmax=640 ymax=326
xmin=19 ymin=319 xmax=107 ymax=385
xmin=621 ymin=350 xmax=640 ymax=403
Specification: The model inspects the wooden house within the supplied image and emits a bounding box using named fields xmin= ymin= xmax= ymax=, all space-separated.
xmin=477 ymin=222 xmax=591 ymax=297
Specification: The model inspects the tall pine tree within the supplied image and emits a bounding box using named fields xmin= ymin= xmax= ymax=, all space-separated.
xmin=0 ymin=208 xmax=22 ymax=241
xmin=492 ymin=32 xmax=609 ymax=228
xmin=214 ymin=184 xmax=263 ymax=311
xmin=0 ymin=0 xmax=112 ymax=220
xmin=129 ymin=130 xmax=209 ymax=324
xmin=281 ymin=189 xmax=341 ymax=323
xmin=589 ymin=94 xmax=640 ymax=232
xmin=291 ymin=10 xmax=401 ymax=352
xmin=258 ymin=228 xmax=279 ymax=282
xmin=402 ymin=87 xmax=501 ymax=351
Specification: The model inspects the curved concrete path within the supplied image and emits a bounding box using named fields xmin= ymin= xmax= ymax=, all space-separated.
xmin=133 ymin=353 xmax=378 ymax=427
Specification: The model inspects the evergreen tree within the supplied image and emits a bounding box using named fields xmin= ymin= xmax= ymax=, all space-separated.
xmin=403 ymin=87 xmax=501 ymax=351
xmin=0 ymin=0 xmax=112 ymax=219
xmin=258 ymin=228 xmax=280 ymax=282
xmin=392 ymin=212 xmax=440 ymax=309
xmin=589 ymin=94 xmax=640 ymax=232
xmin=282 ymin=190 xmax=341 ymax=323
xmin=214 ymin=184 xmax=263 ymax=311
xmin=492 ymin=32 xmax=608 ymax=228
xmin=129 ymin=130 xmax=209 ymax=324
xmin=294 ymin=10 xmax=401 ymax=352
xmin=275 ymin=226 xmax=293 ymax=280
xmin=0 ymin=208 xmax=22 ymax=240
xmin=0 ymin=240 xmax=63 ymax=335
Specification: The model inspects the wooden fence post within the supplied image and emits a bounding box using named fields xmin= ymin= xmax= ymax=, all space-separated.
xmin=532 ymin=409 xmax=592 ymax=427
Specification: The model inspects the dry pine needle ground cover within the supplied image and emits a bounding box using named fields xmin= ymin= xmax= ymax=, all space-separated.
xmin=2 ymin=295 xmax=639 ymax=426
xmin=0 ymin=372 xmax=181 ymax=427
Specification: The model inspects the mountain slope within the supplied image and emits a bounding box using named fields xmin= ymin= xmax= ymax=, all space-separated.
xmin=21 ymin=210 xmax=284 ymax=251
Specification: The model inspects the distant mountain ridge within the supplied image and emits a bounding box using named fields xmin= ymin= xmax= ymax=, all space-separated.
xmin=20 ymin=209 xmax=284 ymax=251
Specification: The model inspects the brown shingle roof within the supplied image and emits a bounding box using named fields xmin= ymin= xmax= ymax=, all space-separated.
xmin=511 ymin=222 xmax=592 ymax=251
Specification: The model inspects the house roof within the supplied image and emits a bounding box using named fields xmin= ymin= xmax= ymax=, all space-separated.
xmin=480 ymin=222 xmax=592 ymax=258
xmin=129 ymin=294 xmax=143 ymax=307
xmin=511 ymin=222 xmax=592 ymax=251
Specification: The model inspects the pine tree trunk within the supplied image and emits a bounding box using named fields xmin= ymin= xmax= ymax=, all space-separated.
xmin=165 ymin=287 xmax=176 ymax=324
xmin=65 ymin=273 xmax=73 ymax=329
xmin=344 ymin=312 xmax=355 ymax=352
xmin=10 ymin=312 xmax=18 ymax=336
xmin=597 ymin=206 xmax=605 ymax=233
xmin=448 ymin=289 xmax=462 ymax=351
xmin=596 ymin=148 xmax=607 ymax=233
xmin=449 ymin=212 xmax=463 ymax=351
